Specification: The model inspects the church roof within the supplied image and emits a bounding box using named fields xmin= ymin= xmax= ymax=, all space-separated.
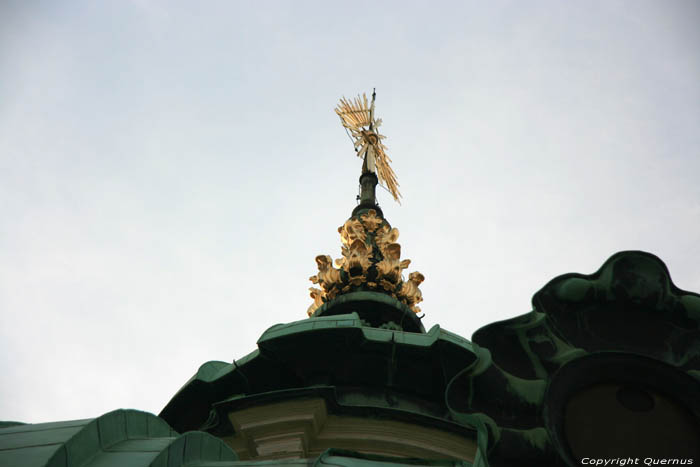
xmin=160 ymin=312 xmax=480 ymax=436
xmin=0 ymin=410 xmax=473 ymax=466
xmin=0 ymin=409 xmax=237 ymax=467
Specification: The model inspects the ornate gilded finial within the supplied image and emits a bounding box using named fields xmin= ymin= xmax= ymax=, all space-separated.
xmin=306 ymin=93 xmax=423 ymax=323
xmin=335 ymin=90 xmax=401 ymax=204
xmin=306 ymin=209 xmax=424 ymax=318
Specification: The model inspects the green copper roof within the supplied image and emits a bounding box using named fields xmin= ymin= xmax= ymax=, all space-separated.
xmin=0 ymin=409 xmax=237 ymax=467
xmin=161 ymin=312 xmax=480 ymax=435
xmin=312 ymin=291 xmax=425 ymax=333
xmin=456 ymin=250 xmax=700 ymax=466
xmin=0 ymin=413 xmax=477 ymax=466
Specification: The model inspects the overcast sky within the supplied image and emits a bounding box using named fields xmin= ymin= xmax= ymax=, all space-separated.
xmin=1 ymin=1 xmax=699 ymax=424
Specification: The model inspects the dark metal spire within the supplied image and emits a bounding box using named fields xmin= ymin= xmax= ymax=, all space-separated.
xmin=353 ymin=171 xmax=383 ymax=218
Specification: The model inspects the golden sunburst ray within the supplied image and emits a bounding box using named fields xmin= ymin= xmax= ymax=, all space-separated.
xmin=335 ymin=91 xmax=402 ymax=203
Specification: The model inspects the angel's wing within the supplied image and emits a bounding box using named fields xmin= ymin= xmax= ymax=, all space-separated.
xmin=335 ymin=94 xmax=372 ymax=130
xmin=374 ymin=142 xmax=401 ymax=204
xmin=335 ymin=93 xmax=402 ymax=203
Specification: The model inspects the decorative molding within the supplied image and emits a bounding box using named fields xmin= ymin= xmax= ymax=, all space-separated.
xmin=308 ymin=209 xmax=424 ymax=317
xmin=223 ymin=398 xmax=476 ymax=461
xmin=448 ymin=251 xmax=700 ymax=466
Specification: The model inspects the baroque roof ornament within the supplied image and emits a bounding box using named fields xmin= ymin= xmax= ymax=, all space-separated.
xmin=335 ymin=90 xmax=401 ymax=203
xmin=307 ymin=209 xmax=423 ymax=317
xmin=307 ymin=91 xmax=423 ymax=318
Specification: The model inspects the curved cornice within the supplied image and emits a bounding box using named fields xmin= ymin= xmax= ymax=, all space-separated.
xmin=450 ymin=251 xmax=700 ymax=466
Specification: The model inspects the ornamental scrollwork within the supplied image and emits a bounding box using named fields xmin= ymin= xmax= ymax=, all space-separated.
xmin=360 ymin=209 xmax=383 ymax=232
xmin=375 ymin=223 xmax=400 ymax=256
xmin=308 ymin=209 xmax=424 ymax=316
xmin=306 ymin=287 xmax=325 ymax=317
xmin=398 ymin=271 xmax=425 ymax=314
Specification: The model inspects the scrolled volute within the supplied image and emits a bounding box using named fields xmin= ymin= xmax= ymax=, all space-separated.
xmin=308 ymin=209 xmax=424 ymax=316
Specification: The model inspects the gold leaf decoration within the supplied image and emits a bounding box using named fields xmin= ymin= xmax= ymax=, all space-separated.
xmin=360 ymin=209 xmax=383 ymax=232
xmin=335 ymin=93 xmax=402 ymax=203
xmin=375 ymin=224 xmax=400 ymax=256
xmin=398 ymin=271 xmax=425 ymax=314
xmin=308 ymin=212 xmax=425 ymax=316
xmin=313 ymin=255 xmax=343 ymax=298
xmin=307 ymin=287 xmax=324 ymax=317
xmin=339 ymin=218 xmax=367 ymax=246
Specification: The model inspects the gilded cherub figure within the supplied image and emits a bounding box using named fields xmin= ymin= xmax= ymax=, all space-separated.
xmin=307 ymin=287 xmax=325 ymax=317
xmin=336 ymin=218 xmax=368 ymax=270
xmin=310 ymin=255 xmax=343 ymax=299
xmin=338 ymin=218 xmax=367 ymax=246
xmin=375 ymin=243 xmax=411 ymax=291
xmin=398 ymin=271 xmax=425 ymax=313
xmin=345 ymin=239 xmax=373 ymax=286
xmin=375 ymin=224 xmax=400 ymax=256
xmin=360 ymin=209 xmax=383 ymax=232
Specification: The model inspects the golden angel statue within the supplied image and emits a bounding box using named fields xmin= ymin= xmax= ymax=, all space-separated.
xmin=335 ymin=90 xmax=401 ymax=203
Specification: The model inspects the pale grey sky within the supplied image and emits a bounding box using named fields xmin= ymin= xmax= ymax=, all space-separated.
xmin=1 ymin=1 xmax=699 ymax=423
